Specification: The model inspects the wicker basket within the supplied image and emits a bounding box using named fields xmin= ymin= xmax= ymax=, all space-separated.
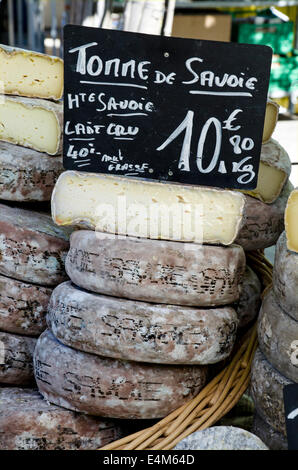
xmin=100 ymin=250 xmax=272 ymax=450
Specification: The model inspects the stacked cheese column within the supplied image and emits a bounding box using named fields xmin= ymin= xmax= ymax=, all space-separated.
xmin=251 ymin=188 xmax=298 ymax=450
xmin=0 ymin=46 xmax=123 ymax=450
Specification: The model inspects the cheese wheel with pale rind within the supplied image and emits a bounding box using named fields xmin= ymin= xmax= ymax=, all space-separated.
xmin=0 ymin=141 xmax=63 ymax=202
xmin=0 ymin=331 xmax=36 ymax=385
xmin=0 ymin=203 xmax=71 ymax=286
xmin=0 ymin=274 xmax=50 ymax=336
xmin=251 ymin=348 xmax=292 ymax=436
xmin=65 ymin=230 xmax=245 ymax=307
xmin=0 ymin=387 xmax=123 ymax=450
xmin=273 ymin=231 xmax=298 ymax=321
xmin=34 ymin=329 xmax=208 ymax=419
xmin=47 ymin=281 xmax=238 ymax=365
xmin=236 ymin=266 xmax=261 ymax=329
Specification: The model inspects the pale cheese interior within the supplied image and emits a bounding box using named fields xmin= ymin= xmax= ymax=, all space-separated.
xmin=263 ymin=102 xmax=278 ymax=143
xmin=52 ymin=172 xmax=244 ymax=245
xmin=242 ymin=161 xmax=287 ymax=203
xmin=0 ymin=49 xmax=63 ymax=100
xmin=0 ymin=100 xmax=60 ymax=154
xmin=285 ymin=189 xmax=298 ymax=252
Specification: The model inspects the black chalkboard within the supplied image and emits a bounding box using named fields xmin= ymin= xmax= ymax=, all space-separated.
xmin=284 ymin=384 xmax=298 ymax=450
xmin=63 ymin=25 xmax=272 ymax=189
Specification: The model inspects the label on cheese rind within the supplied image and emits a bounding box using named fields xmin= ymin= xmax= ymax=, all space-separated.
xmin=52 ymin=171 xmax=246 ymax=245
xmin=0 ymin=96 xmax=63 ymax=155
xmin=236 ymin=266 xmax=261 ymax=329
xmin=262 ymin=100 xmax=279 ymax=143
xmin=0 ymin=141 xmax=63 ymax=202
xmin=0 ymin=274 xmax=50 ymax=336
xmin=285 ymin=187 xmax=298 ymax=253
xmin=241 ymin=138 xmax=291 ymax=203
xmin=34 ymin=329 xmax=208 ymax=419
xmin=258 ymin=288 xmax=298 ymax=383
xmin=48 ymin=281 xmax=239 ymax=365
xmin=0 ymin=387 xmax=123 ymax=450
xmin=0 ymin=203 xmax=71 ymax=286
xmin=0 ymin=331 xmax=36 ymax=386
xmin=251 ymin=348 xmax=292 ymax=436
xmin=65 ymin=230 xmax=246 ymax=307
xmin=235 ymin=181 xmax=293 ymax=251
xmin=273 ymin=230 xmax=298 ymax=321
xmin=0 ymin=44 xmax=63 ymax=100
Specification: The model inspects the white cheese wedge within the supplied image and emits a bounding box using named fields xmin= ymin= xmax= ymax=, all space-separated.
xmin=0 ymin=96 xmax=63 ymax=155
xmin=0 ymin=44 xmax=63 ymax=100
xmin=263 ymin=100 xmax=279 ymax=143
xmin=241 ymin=139 xmax=291 ymax=203
xmin=285 ymin=187 xmax=298 ymax=252
xmin=51 ymin=171 xmax=246 ymax=245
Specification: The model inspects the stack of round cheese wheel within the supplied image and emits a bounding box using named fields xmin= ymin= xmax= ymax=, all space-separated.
xmin=251 ymin=230 xmax=298 ymax=450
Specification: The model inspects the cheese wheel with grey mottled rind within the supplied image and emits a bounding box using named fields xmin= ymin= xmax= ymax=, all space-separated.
xmin=47 ymin=281 xmax=238 ymax=365
xmin=236 ymin=266 xmax=261 ymax=329
xmin=0 ymin=331 xmax=36 ymax=385
xmin=65 ymin=230 xmax=246 ymax=307
xmin=34 ymin=329 xmax=208 ymax=419
xmin=252 ymin=413 xmax=288 ymax=451
xmin=0 ymin=387 xmax=123 ymax=450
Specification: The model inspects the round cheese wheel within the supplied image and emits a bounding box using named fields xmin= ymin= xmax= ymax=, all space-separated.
xmin=0 ymin=203 xmax=71 ymax=286
xmin=251 ymin=348 xmax=292 ymax=436
xmin=252 ymin=413 xmax=288 ymax=451
xmin=273 ymin=231 xmax=298 ymax=321
xmin=235 ymin=181 xmax=292 ymax=251
xmin=0 ymin=274 xmax=50 ymax=336
xmin=258 ymin=288 xmax=298 ymax=382
xmin=0 ymin=141 xmax=63 ymax=202
xmin=0 ymin=387 xmax=123 ymax=450
xmin=47 ymin=281 xmax=238 ymax=365
xmin=0 ymin=331 xmax=36 ymax=385
xmin=34 ymin=329 xmax=208 ymax=419
xmin=236 ymin=266 xmax=261 ymax=329
xmin=65 ymin=230 xmax=246 ymax=307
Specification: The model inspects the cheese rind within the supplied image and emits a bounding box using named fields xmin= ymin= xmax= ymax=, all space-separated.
xmin=285 ymin=187 xmax=298 ymax=252
xmin=258 ymin=288 xmax=298 ymax=382
xmin=241 ymin=139 xmax=291 ymax=203
xmin=273 ymin=231 xmax=298 ymax=321
xmin=235 ymin=181 xmax=292 ymax=251
xmin=34 ymin=329 xmax=208 ymax=419
xmin=0 ymin=203 xmax=71 ymax=286
xmin=0 ymin=96 xmax=63 ymax=155
xmin=236 ymin=266 xmax=261 ymax=329
xmin=65 ymin=230 xmax=246 ymax=307
xmin=48 ymin=281 xmax=239 ymax=365
xmin=0 ymin=44 xmax=63 ymax=100
xmin=263 ymin=100 xmax=279 ymax=143
xmin=0 ymin=331 xmax=36 ymax=385
xmin=0 ymin=388 xmax=123 ymax=450
xmin=0 ymin=274 xmax=50 ymax=336
xmin=252 ymin=413 xmax=288 ymax=451
xmin=0 ymin=141 xmax=63 ymax=201
xmin=51 ymin=171 xmax=246 ymax=245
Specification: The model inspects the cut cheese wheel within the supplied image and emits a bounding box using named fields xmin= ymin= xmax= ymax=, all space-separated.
xmin=0 ymin=44 xmax=63 ymax=100
xmin=258 ymin=288 xmax=298 ymax=382
xmin=0 ymin=141 xmax=63 ymax=202
xmin=51 ymin=171 xmax=246 ymax=245
xmin=34 ymin=329 xmax=208 ymax=419
xmin=65 ymin=230 xmax=246 ymax=307
xmin=235 ymin=181 xmax=292 ymax=251
xmin=0 ymin=387 xmax=123 ymax=450
xmin=241 ymin=139 xmax=291 ymax=203
xmin=285 ymin=187 xmax=298 ymax=252
xmin=236 ymin=266 xmax=261 ymax=329
xmin=0 ymin=203 xmax=71 ymax=286
xmin=0 ymin=274 xmax=50 ymax=336
xmin=263 ymin=100 xmax=279 ymax=143
xmin=251 ymin=348 xmax=291 ymax=436
xmin=0 ymin=96 xmax=63 ymax=155
xmin=273 ymin=231 xmax=298 ymax=321
xmin=252 ymin=413 xmax=288 ymax=451
xmin=0 ymin=331 xmax=36 ymax=385
xmin=48 ymin=281 xmax=239 ymax=365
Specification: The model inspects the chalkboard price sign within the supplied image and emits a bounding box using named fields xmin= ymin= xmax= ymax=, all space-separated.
xmin=63 ymin=25 xmax=272 ymax=189
xmin=284 ymin=384 xmax=298 ymax=450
